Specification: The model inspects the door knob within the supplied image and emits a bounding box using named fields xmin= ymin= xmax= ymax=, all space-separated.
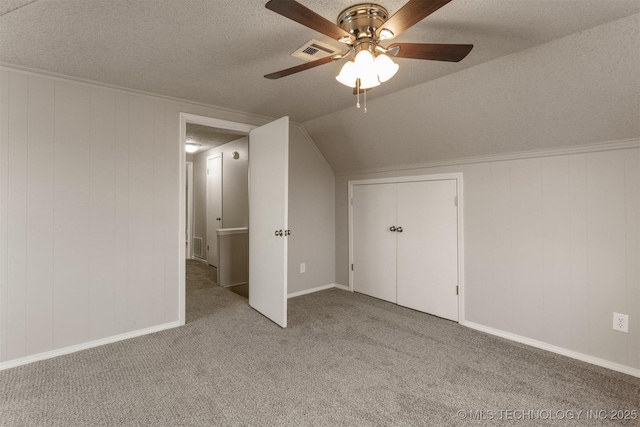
xmin=216 ymin=217 xmax=221 ymax=221
xmin=389 ymin=226 xmax=396 ymax=232
xmin=396 ymin=227 xmax=403 ymax=233
xmin=285 ymin=230 xmax=291 ymax=236
xmin=275 ymin=230 xmax=283 ymax=236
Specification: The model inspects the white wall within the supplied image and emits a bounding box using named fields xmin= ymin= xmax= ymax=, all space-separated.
xmin=336 ymin=144 xmax=640 ymax=373
xmin=0 ymin=67 xmax=279 ymax=367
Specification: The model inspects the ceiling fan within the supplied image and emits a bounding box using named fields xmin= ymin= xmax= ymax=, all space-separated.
xmin=264 ymin=0 xmax=473 ymax=108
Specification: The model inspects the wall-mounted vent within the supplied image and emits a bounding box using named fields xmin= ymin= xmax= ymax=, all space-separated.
xmin=193 ymin=236 xmax=204 ymax=259
xmin=291 ymin=39 xmax=339 ymax=62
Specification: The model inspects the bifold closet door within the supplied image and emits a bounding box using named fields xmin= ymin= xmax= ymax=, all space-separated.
xmin=396 ymin=180 xmax=458 ymax=321
xmin=352 ymin=183 xmax=397 ymax=303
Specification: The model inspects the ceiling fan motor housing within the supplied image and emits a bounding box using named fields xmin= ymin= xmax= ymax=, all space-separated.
xmin=338 ymin=3 xmax=389 ymax=42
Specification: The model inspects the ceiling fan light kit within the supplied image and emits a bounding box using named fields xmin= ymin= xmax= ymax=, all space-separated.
xmin=264 ymin=0 xmax=473 ymax=112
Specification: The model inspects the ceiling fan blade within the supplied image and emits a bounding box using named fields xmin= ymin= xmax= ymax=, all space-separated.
xmin=387 ymin=43 xmax=473 ymax=62
xmin=377 ymin=0 xmax=452 ymax=39
xmin=264 ymin=56 xmax=335 ymax=79
xmin=266 ymin=0 xmax=354 ymax=42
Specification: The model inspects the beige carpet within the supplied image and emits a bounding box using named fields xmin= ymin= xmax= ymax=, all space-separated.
xmin=0 ymin=260 xmax=638 ymax=426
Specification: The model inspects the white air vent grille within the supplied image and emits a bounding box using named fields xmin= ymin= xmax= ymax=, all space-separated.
xmin=292 ymin=39 xmax=338 ymax=62
xmin=193 ymin=236 xmax=204 ymax=259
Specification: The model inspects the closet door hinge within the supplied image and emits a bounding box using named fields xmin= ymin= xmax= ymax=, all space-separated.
xmin=350 ymin=197 xmax=354 ymax=206
xmin=454 ymin=196 xmax=458 ymax=207
xmin=351 ymin=263 xmax=354 ymax=271
xmin=456 ymin=285 xmax=459 ymax=295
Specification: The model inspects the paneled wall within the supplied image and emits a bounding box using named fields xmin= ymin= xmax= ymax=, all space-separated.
xmin=336 ymin=146 xmax=640 ymax=372
xmin=1 ymin=67 xmax=337 ymax=366
xmin=0 ymin=71 xmax=177 ymax=363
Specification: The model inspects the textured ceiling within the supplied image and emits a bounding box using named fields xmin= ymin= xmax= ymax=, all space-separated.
xmin=1 ymin=0 xmax=638 ymax=125
xmin=186 ymin=123 xmax=246 ymax=153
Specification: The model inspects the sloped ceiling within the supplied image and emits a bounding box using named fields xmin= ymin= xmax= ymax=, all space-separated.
xmin=304 ymin=14 xmax=640 ymax=173
xmin=1 ymin=1 xmax=638 ymax=173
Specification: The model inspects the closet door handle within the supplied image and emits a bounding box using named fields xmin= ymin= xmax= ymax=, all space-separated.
xmin=389 ymin=226 xmax=396 ymax=232
xmin=396 ymin=227 xmax=403 ymax=233
xmin=275 ymin=230 xmax=283 ymax=236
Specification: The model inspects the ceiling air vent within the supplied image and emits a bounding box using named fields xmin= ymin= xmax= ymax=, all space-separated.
xmin=291 ymin=39 xmax=338 ymax=62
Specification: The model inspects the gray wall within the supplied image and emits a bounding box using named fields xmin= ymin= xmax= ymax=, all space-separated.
xmin=336 ymin=147 xmax=639 ymax=372
xmin=330 ymin=15 xmax=640 ymax=372
xmin=193 ymin=126 xmax=337 ymax=295
xmin=287 ymin=126 xmax=335 ymax=294
xmin=192 ymin=136 xmax=249 ymax=254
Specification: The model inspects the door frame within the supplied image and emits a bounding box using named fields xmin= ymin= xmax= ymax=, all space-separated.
xmin=348 ymin=172 xmax=465 ymax=323
xmin=186 ymin=161 xmax=194 ymax=259
xmin=179 ymin=113 xmax=256 ymax=325
xmin=205 ymin=154 xmax=222 ymax=267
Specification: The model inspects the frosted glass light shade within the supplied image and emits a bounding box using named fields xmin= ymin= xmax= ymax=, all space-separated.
xmin=185 ymin=143 xmax=200 ymax=153
xmin=374 ymin=54 xmax=399 ymax=82
xmin=359 ymin=67 xmax=381 ymax=89
xmin=336 ymin=61 xmax=357 ymax=87
xmin=354 ymin=49 xmax=374 ymax=75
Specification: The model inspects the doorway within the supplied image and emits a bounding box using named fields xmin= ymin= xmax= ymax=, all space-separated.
xmin=179 ymin=113 xmax=291 ymax=328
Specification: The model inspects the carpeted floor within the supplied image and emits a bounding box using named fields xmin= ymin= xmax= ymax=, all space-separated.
xmin=0 ymin=260 xmax=638 ymax=426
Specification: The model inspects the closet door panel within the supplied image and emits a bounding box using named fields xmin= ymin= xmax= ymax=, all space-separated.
xmin=352 ymin=184 xmax=397 ymax=303
xmin=397 ymin=180 xmax=458 ymax=321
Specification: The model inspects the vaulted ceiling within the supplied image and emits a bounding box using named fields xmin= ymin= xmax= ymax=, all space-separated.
xmin=1 ymin=0 xmax=638 ymax=173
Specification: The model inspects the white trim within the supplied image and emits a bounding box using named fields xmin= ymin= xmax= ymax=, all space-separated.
xmin=288 ymin=284 xmax=335 ymax=299
xmin=0 ymin=63 xmax=277 ymax=125
xmin=333 ymin=283 xmax=350 ymax=291
xmin=205 ymin=153 xmax=223 ymax=267
xmin=185 ymin=161 xmax=194 ymax=260
xmin=215 ymin=227 xmax=248 ymax=236
xmin=222 ymin=281 xmax=249 ymax=288
xmin=336 ymin=138 xmax=640 ymax=177
xmin=462 ymin=321 xmax=640 ymax=378
xmin=179 ymin=113 xmax=256 ymax=326
xmin=0 ymin=321 xmax=181 ymax=371
xmin=348 ymin=172 xmax=465 ymax=323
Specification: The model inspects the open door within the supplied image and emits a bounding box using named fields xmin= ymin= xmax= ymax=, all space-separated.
xmin=248 ymin=116 xmax=289 ymax=328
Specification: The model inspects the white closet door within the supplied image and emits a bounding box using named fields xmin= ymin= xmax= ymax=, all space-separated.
xmin=352 ymin=183 xmax=397 ymax=303
xmin=396 ymin=180 xmax=458 ymax=321
xmin=206 ymin=155 xmax=222 ymax=267
xmin=248 ymin=116 xmax=289 ymax=328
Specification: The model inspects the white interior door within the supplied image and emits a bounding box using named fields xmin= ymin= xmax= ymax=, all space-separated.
xmin=396 ymin=180 xmax=459 ymax=321
xmin=248 ymin=116 xmax=289 ymax=328
xmin=352 ymin=183 xmax=398 ymax=303
xmin=206 ymin=155 xmax=222 ymax=267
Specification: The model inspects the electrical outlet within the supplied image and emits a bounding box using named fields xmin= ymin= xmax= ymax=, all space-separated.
xmin=300 ymin=263 xmax=306 ymax=274
xmin=613 ymin=312 xmax=629 ymax=333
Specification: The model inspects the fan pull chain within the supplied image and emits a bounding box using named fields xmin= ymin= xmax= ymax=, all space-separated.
xmin=356 ymin=79 xmax=361 ymax=109
xmin=364 ymin=87 xmax=367 ymax=114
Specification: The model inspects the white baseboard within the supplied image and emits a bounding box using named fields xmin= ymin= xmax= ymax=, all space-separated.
xmin=462 ymin=320 xmax=640 ymax=378
xmin=0 ymin=321 xmax=182 ymax=371
xmin=221 ymin=281 xmax=248 ymax=288
xmin=288 ymin=283 xmax=337 ymax=299
xmin=333 ymin=283 xmax=350 ymax=291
